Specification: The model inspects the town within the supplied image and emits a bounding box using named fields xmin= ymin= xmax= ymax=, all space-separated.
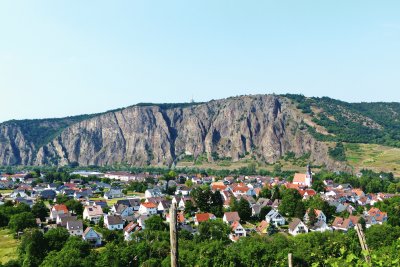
xmin=0 ymin=165 xmax=396 ymax=248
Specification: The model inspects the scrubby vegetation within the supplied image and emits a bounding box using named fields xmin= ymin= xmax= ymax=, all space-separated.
xmin=285 ymin=94 xmax=400 ymax=147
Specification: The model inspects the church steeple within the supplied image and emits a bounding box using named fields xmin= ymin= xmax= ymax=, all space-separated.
xmin=305 ymin=164 xmax=312 ymax=187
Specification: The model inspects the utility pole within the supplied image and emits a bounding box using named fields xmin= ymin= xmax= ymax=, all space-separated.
xmin=170 ymin=203 xmax=179 ymax=267
xmin=355 ymin=223 xmax=371 ymax=265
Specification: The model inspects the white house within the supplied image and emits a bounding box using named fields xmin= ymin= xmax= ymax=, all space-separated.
xmin=83 ymin=205 xmax=104 ymax=224
xmin=230 ymin=221 xmax=246 ymax=241
xmin=66 ymin=220 xmax=84 ymax=236
xmin=304 ymin=209 xmax=327 ymax=224
xmin=104 ymin=188 xmax=124 ymax=199
xmin=139 ymin=202 xmax=158 ymax=215
xmin=50 ymin=204 xmax=69 ymax=221
xmin=223 ymin=212 xmax=240 ymax=225
xmin=145 ymin=188 xmax=163 ymax=198
xmin=123 ymin=222 xmax=142 ymax=241
xmin=288 ymin=218 xmax=308 ymax=236
xmin=265 ymin=209 xmax=286 ymax=226
xmin=104 ymin=215 xmax=124 ymax=230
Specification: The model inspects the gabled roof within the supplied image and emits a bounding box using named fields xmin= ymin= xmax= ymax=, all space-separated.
xmin=293 ymin=173 xmax=307 ymax=184
xmin=106 ymin=215 xmax=123 ymax=225
xmin=124 ymin=222 xmax=142 ymax=233
xmin=231 ymin=221 xmax=243 ymax=231
xmin=85 ymin=205 xmax=103 ymax=216
xmin=195 ymin=213 xmax=215 ymax=223
xmin=224 ymin=211 xmax=240 ymax=222
xmin=289 ymin=218 xmax=304 ymax=231
xmin=141 ymin=202 xmax=157 ymax=209
xmin=53 ymin=204 xmax=69 ymax=213
xmin=67 ymin=220 xmax=83 ymax=230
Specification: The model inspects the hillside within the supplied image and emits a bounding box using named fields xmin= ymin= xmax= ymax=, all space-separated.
xmin=0 ymin=94 xmax=399 ymax=173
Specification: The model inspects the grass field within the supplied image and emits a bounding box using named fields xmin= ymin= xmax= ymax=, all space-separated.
xmin=0 ymin=229 xmax=19 ymax=264
xmin=0 ymin=189 xmax=13 ymax=194
xmin=344 ymin=143 xmax=400 ymax=176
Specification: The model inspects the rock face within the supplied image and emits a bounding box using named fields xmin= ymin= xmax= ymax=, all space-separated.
xmin=0 ymin=95 xmax=341 ymax=168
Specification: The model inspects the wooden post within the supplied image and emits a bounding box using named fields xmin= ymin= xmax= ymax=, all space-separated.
xmin=355 ymin=223 xmax=371 ymax=265
xmin=288 ymin=253 xmax=293 ymax=267
xmin=170 ymin=203 xmax=179 ymax=267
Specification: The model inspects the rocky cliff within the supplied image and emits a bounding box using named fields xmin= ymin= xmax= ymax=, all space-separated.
xmin=0 ymin=95 xmax=344 ymax=169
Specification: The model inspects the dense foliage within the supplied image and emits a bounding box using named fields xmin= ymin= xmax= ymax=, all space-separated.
xmin=285 ymin=94 xmax=400 ymax=147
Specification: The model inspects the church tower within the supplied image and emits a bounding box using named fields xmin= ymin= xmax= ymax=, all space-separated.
xmin=305 ymin=164 xmax=312 ymax=187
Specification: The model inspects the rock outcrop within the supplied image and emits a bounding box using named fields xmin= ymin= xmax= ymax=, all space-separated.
xmin=0 ymin=95 xmax=342 ymax=169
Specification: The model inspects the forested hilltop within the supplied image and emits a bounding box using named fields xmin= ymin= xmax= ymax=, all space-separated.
xmin=285 ymin=94 xmax=400 ymax=147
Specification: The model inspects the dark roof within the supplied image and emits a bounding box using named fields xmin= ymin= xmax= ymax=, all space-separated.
xmin=106 ymin=215 xmax=123 ymax=225
xmin=67 ymin=220 xmax=83 ymax=230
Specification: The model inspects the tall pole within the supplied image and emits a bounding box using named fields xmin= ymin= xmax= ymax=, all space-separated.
xmin=288 ymin=253 xmax=293 ymax=267
xmin=355 ymin=223 xmax=371 ymax=265
xmin=170 ymin=203 xmax=179 ymax=267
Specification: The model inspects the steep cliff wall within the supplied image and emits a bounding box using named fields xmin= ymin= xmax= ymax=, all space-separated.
xmin=0 ymin=95 xmax=342 ymax=169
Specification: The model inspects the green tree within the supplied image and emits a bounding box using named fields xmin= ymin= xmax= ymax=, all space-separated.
xmin=31 ymin=201 xmax=48 ymax=221
xmin=8 ymin=212 xmax=36 ymax=233
xmin=259 ymin=206 xmax=272 ymax=220
xmin=44 ymin=227 xmax=70 ymax=251
xmin=196 ymin=219 xmax=230 ymax=242
xmin=145 ymin=215 xmax=168 ymax=231
xmin=279 ymin=189 xmax=302 ymax=217
xmin=307 ymin=208 xmax=317 ymax=227
xmin=65 ymin=199 xmax=83 ymax=216
xmin=237 ymin=198 xmax=252 ymax=222
xmin=19 ymin=228 xmax=47 ymax=267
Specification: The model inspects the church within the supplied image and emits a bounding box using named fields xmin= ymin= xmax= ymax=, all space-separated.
xmin=292 ymin=165 xmax=313 ymax=187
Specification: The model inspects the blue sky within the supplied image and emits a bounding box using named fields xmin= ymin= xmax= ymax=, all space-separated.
xmin=0 ymin=1 xmax=399 ymax=122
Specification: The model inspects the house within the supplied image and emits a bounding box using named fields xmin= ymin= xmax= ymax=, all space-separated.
xmin=366 ymin=207 xmax=387 ymax=225
xmin=50 ymin=204 xmax=69 ymax=220
xmin=309 ymin=220 xmax=331 ymax=232
xmin=82 ymin=227 xmax=102 ymax=247
xmin=223 ymin=212 xmax=240 ymax=224
xmin=332 ymin=216 xmax=359 ymax=232
xmin=116 ymin=198 xmax=141 ymax=211
xmin=166 ymin=212 xmax=186 ymax=225
xmin=40 ymin=189 xmax=57 ymax=200
xmin=230 ymin=183 xmax=250 ymax=197
xmin=104 ymin=188 xmax=124 ymax=200
xmin=175 ymin=185 xmax=191 ymax=196
xmin=178 ymin=197 xmax=193 ymax=210
xmin=288 ymin=218 xmax=308 ymax=236
xmin=66 ymin=220 xmax=84 ymax=236
xmin=123 ymin=222 xmax=142 ymax=241
xmin=292 ymin=165 xmax=312 ymax=187
xmin=112 ymin=204 xmax=133 ymax=218
xmin=139 ymin=202 xmax=158 ymax=215
xmin=57 ymin=214 xmax=77 ymax=226
xmin=158 ymin=200 xmax=172 ymax=214
xmin=211 ymin=182 xmax=227 ymax=192
xmin=137 ymin=215 xmax=149 ymax=229
xmin=83 ymin=205 xmax=103 ymax=224
xmin=104 ymin=215 xmax=124 ymax=230
xmin=194 ymin=213 xmax=216 ymax=225
xmin=304 ymin=209 xmax=327 ymax=224
xmin=145 ymin=188 xmax=163 ymax=198
xmin=265 ymin=209 xmax=286 ymax=226
xmin=256 ymin=220 xmax=269 ymax=235
xmin=230 ymin=221 xmax=246 ymax=241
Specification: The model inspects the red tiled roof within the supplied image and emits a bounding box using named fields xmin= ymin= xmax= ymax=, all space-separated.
xmin=195 ymin=213 xmax=214 ymax=223
xmin=53 ymin=204 xmax=69 ymax=213
xmin=141 ymin=202 xmax=157 ymax=208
